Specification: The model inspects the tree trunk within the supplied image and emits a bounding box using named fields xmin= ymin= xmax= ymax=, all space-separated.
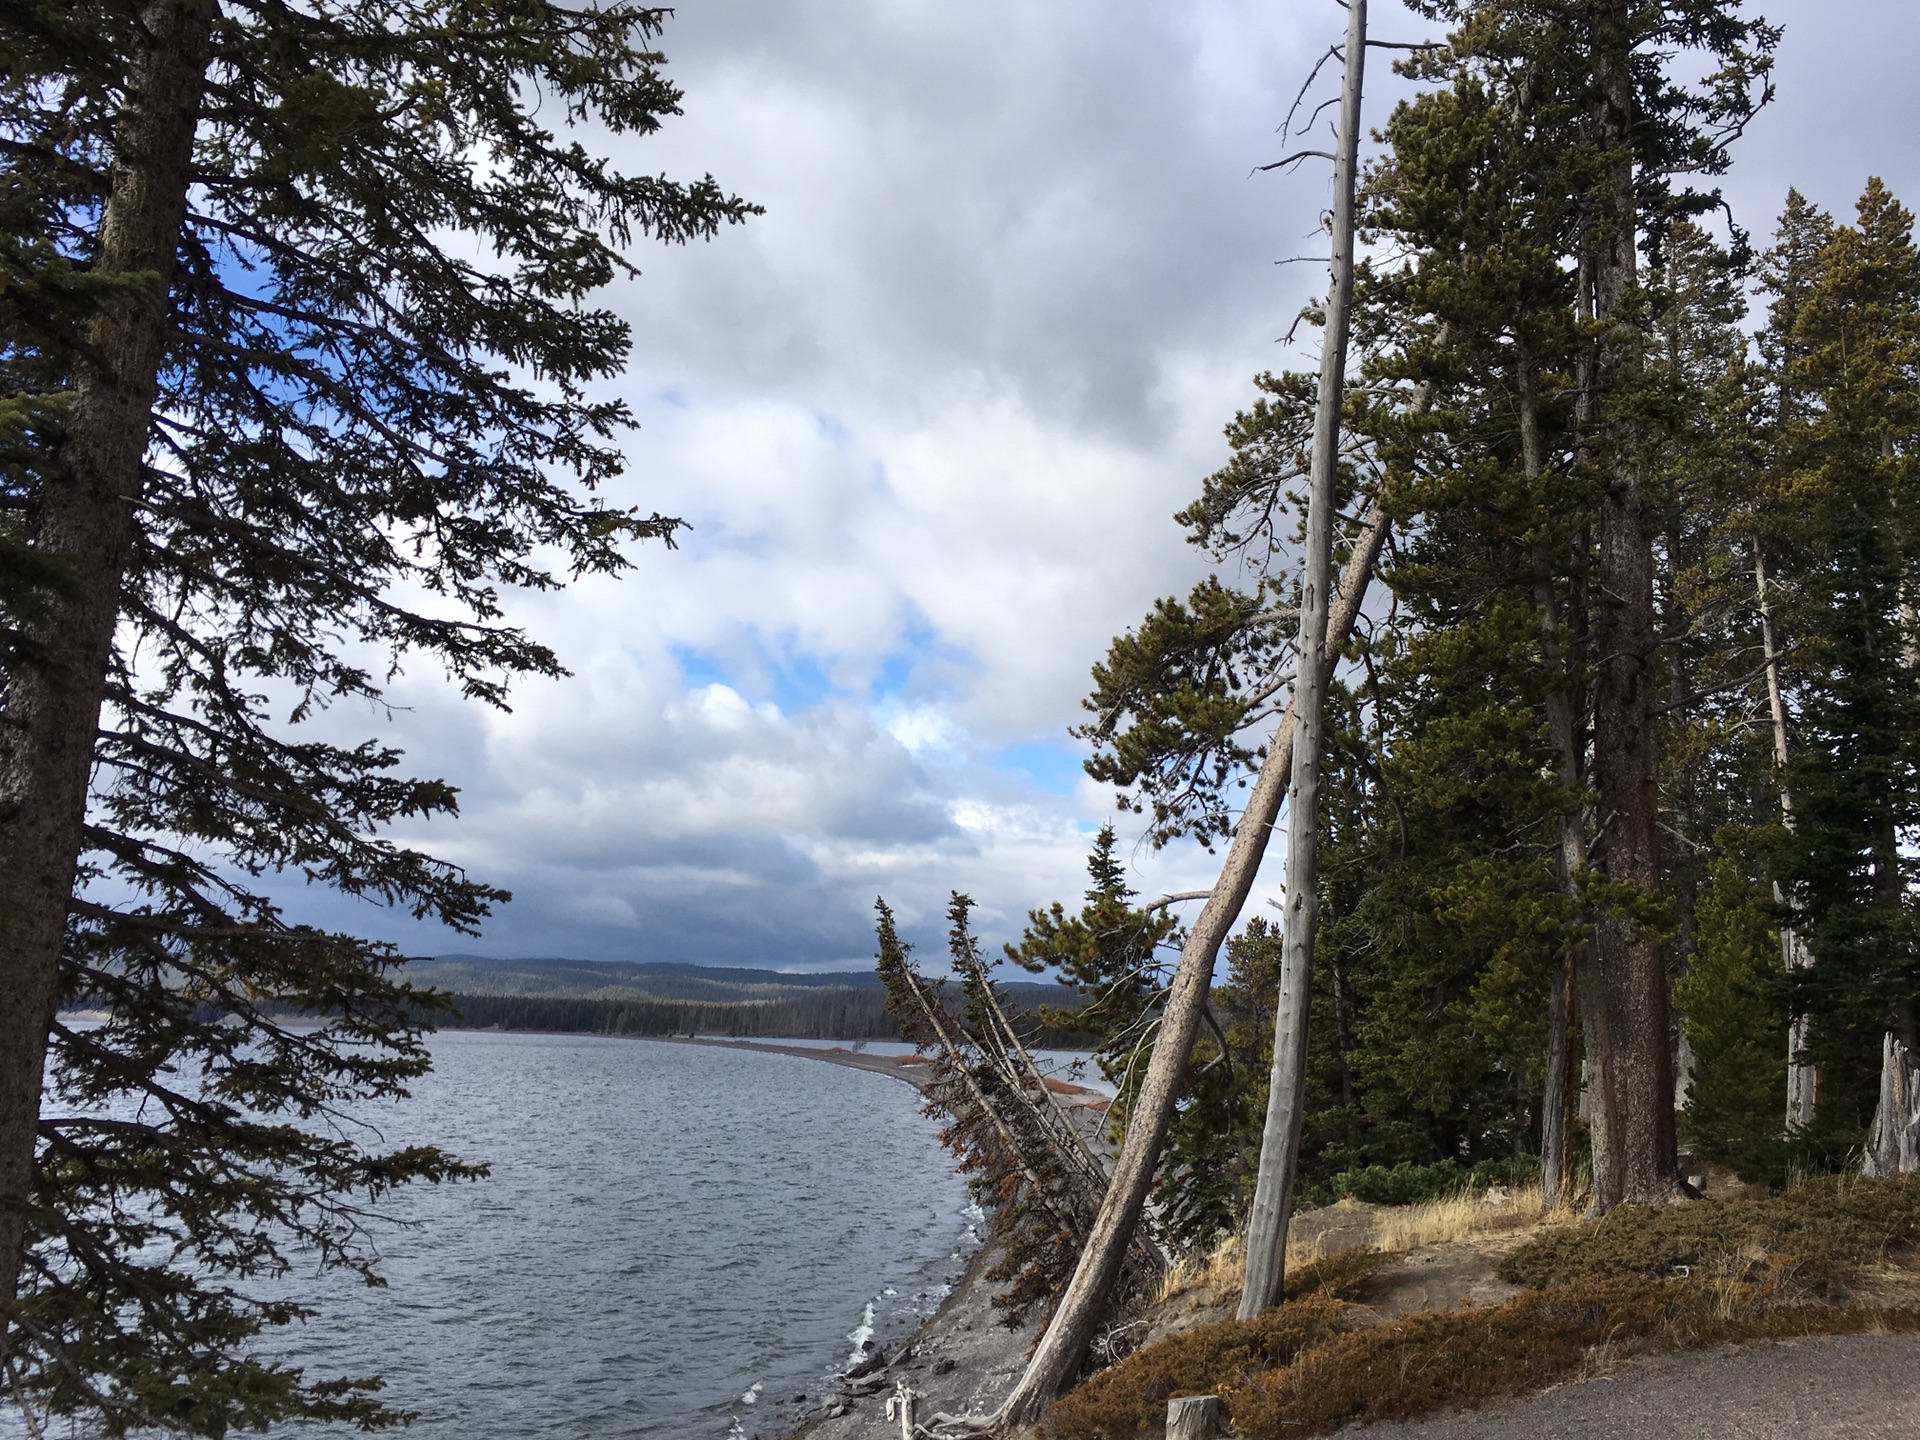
xmin=1234 ymin=0 xmax=1368 ymax=1323
xmin=1862 ymin=1034 xmax=1920 ymax=1177
xmin=1166 ymin=1395 xmax=1222 ymax=1440
xmin=0 ymin=0 xmax=214 ymax=1320
xmin=993 ymin=500 xmax=1391 ymax=1423
xmin=1583 ymin=0 xmax=1680 ymax=1211
xmin=1754 ymin=540 xmax=1816 ymax=1131
xmin=1541 ymin=958 xmax=1574 ymax=1207
xmin=1518 ymin=345 xmax=1588 ymax=1213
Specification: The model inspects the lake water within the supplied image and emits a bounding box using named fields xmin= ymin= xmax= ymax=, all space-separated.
xmin=259 ymin=1032 xmax=977 ymax=1438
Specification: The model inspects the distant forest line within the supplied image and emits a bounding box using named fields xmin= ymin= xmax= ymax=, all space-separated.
xmin=433 ymin=987 xmax=1091 ymax=1048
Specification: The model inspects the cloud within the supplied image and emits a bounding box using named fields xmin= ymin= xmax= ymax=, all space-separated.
xmin=275 ymin=0 xmax=1920 ymax=969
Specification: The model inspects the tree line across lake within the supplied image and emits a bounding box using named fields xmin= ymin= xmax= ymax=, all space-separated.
xmin=431 ymin=987 xmax=1092 ymax=1050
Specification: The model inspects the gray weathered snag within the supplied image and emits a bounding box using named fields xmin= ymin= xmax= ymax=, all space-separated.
xmin=1755 ymin=540 xmax=1816 ymax=1132
xmin=1166 ymin=1393 xmax=1221 ymax=1439
xmin=989 ymin=500 xmax=1391 ymax=1424
xmin=1236 ymin=0 xmax=1368 ymax=1322
xmin=1863 ymin=1033 xmax=1920 ymax=1176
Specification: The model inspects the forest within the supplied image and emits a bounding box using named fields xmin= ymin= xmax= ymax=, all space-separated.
xmin=6 ymin=0 xmax=1919 ymax=1433
xmin=434 ymin=986 xmax=1090 ymax=1047
xmin=874 ymin=0 xmax=1920 ymax=1424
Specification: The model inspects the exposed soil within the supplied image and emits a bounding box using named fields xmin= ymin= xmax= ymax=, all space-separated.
xmin=1349 ymin=1233 xmax=1527 ymax=1321
xmin=1341 ymin=1331 xmax=1920 ymax=1439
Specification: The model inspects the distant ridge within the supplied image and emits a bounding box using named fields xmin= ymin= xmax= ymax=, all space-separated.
xmin=408 ymin=953 xmax=1070 ymax=1005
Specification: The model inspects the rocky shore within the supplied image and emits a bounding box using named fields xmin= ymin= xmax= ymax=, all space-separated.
xmin=667 ymin=1038 xmax=1103 ymax=1439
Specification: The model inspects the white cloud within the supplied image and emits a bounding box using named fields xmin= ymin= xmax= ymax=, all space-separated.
xmin=276 ymin=0 xmax=1920 ymax=970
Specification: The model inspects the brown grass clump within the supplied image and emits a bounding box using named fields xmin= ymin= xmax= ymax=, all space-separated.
xmin=1498 ymin=1173 xmax=1920 ymax=1298
xmin=1048 ymin=1277 xmax=1920 ymax=1440
xmin=1044 ymin=1251 xmax=1383 ymax=1440
xmin=1043 ymin=1178 xmax=1920 ymax=1440
xmin=1039 ymin=1293 xmax=1360 ymax=1440
xmin=1156 ymin=1182 xmax=1562 ymax=1310
xmin=1373 ymin=1181 xmax=1555 ymax=1252
xmin=1228 ymin=1280 xmax=1920 ymax=1438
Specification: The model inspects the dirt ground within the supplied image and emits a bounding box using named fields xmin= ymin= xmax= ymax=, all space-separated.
xmin=1345 ymin=1331 xmax=1920 ymax=1439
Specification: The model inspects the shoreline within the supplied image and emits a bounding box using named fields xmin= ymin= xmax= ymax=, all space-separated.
xmin=653 ymin=1035 xmax=1026 ymax=1438
xmin=657 ymin=1035 xmax=938 ymax=1090
xmin=646 ymin=1035 xmax=1050 ymax=1438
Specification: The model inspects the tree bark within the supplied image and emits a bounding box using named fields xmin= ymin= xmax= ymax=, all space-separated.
xmin=1583 ymin=0 xmax=1680 ymax=1209
xmin=1166 ymin=1395 xmax=1222 ymax=1440
xmin=1754 ymin=540 xmax=1816 ymax=1130
xmin=1862 ymin=1034 xmax=1920 ymax=1177
xmin=0 ymin=0 xmax=214 ymax=1320
xmin=992 ymin=501 xmax=1391 ymax=1423
xmin=1517 ymin=346 xmax=1588 ymax=1213
xmin=1235 ymin=0 xmax=1367 ymax=1323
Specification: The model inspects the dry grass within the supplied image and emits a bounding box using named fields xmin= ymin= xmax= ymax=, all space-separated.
xmin=1497 ymin=1173 xmax=1920 ymax=1297
xmin=1372 ymin=1181 xmax=1563 ymax=1252
xmin=1158 ymin=1181 xmax=1570 ymax=1308
xmin=1049 ymin=1274 xmax=1920 ymax=1440
xmin=1155 ymin=1228 xmax=1328 ymax=1306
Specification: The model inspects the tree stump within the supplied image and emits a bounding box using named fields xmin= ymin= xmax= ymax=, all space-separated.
xmin=1863 ymin=1033 xmax=1920 ymax=1176
xmin=1166 ymin=1394 xmax=1221 ymax=1439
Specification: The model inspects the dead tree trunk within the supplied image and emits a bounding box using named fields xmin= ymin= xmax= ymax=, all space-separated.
xmin=1517 ymin=346 xmax=1588 ymax=1213
xmin=1863 ymin=1034 xmax=1920 ymax=1177
xmin=0 ymin=0 xmax=215 ymax=1322
xmin=1236 ymin=0 xmax=1368 ymax=1321
xmin=992 ymin=499 xmax=1391 ymax=1423
xmin=1754 ymin=541 xmax=1815 ymax=1130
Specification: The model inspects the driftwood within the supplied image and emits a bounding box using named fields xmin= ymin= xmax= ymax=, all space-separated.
xmin=1863 ymin=1033 xmax=1920 ymax=1177
xmin=885 ymin=1380 xmax=917 ymax=1440
xmin=1166 ymin=1394 xmax=1221 ymax=1439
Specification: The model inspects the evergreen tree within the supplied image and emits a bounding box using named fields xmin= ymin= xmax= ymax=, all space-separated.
xmin=1006 ymin=828 xmax=1250 ymax=1250
xmin=876 ymin=897 xmax=1152 ymax=1330
xmin=0 ymin=3 xmax=752 ymax=1430
xmin=1772 ymin=180 xmax=1920 ymax=1144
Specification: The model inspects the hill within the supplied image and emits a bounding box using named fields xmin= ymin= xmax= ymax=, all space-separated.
xmin=407 ymin=953 xmax=1073 ymax=1005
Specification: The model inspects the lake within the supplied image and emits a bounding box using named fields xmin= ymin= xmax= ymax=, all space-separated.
xmin=258 ymin=1031 xmax=976 ymax=1438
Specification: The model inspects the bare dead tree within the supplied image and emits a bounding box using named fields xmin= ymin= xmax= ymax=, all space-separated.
xmin=1755 ymin=541 xmax=1815 ymax=1131
xmin=1235 ymin=0 xmax=1368 ymax=1321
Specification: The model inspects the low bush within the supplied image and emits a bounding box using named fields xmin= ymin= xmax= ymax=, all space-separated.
xmin=1497 ymin=1174 xmax=1920 ymax=1296
xmin=1300 ymin=1156 xmax=1541 ymax=1209
xmin=1229 ymin=1279 xmax=1920 ymax=1438
xmin=1040 ymin=1293 xmax=1359 ymax=1440
xmin=1048 ymin=1275 xmax=1920 ymax=1440
xmin=1044 ymin=1180 xmax=1920 ymax=1440
xmin=1043 ymin=1250 xmax=1382 ymax=1440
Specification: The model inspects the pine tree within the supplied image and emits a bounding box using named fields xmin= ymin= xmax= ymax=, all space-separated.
xmin=1006 ymin=828 xmax=1250 ymax=1250
xmin=1772 ymin=180 xmax=1920 ymax=1145
xmin=875 ymin=897 xmax=1152 ymax=1331
xmin=0 ymin=3 xmax=752 ymax=1430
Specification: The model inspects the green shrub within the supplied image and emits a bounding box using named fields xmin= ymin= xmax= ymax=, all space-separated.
xmin=1300 ymin=1155 xmax=1541 ymax=1209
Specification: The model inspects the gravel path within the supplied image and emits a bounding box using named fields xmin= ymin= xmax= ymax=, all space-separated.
xmin=1351 ymin=1333 xmax=1920 ymax=1439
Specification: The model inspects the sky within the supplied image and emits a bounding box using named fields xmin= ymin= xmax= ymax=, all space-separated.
xmin=312 ymin=0 xmax=1920 ymax=972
